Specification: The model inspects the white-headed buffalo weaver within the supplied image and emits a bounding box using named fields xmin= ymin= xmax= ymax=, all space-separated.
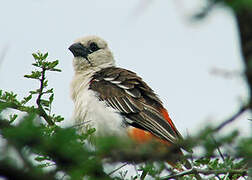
xmin=69 ymin=36 xmax=191 ymax=168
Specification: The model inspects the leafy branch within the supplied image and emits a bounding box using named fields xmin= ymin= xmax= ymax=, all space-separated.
xmin=161 ymin=168 xmax=248 ymax=179
xmin=0 ymin=51 xmax=250 ymax=179
xmin=1 ymin=1 xmax=252 ymax=177
xmin=0 ymin=52 xmax=63 ymax=125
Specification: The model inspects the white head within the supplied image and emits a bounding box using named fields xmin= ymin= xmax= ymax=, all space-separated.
xmin=69 ymin=36 xmax=115 ymax=73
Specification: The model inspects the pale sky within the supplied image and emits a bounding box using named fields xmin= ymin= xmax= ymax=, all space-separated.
xmin=0 ymin=0 xmax=250 ymax=138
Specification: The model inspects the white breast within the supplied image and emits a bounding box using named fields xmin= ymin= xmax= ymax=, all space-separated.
xmin=70 ymin=72 xmax=126 ymax=137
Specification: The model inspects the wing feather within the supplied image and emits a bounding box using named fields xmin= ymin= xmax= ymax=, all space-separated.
xmin=89 ymin=67 xmax=183 ymax=145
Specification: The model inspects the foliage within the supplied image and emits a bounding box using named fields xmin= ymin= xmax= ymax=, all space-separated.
xmin=0 ymin=53 xmax=250 ymax=180
xmin=1 ymin=1 xmax=252 ymax=178
xmin=0 ymin=52 xmax=63 ymax=125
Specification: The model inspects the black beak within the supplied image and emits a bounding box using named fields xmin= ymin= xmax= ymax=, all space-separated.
xmin=68 ymin=43 xmax=90 ymax=58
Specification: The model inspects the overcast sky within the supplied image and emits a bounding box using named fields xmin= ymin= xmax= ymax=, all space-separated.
xmin=0 ymin=0 xmax=250 ymax=138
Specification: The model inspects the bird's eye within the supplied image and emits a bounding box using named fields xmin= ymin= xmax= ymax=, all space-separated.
xmin=89 ymin=42 xmax=100 ymax=52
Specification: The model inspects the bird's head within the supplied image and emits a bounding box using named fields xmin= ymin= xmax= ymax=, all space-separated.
xmin=69 ymin=36 xmax=115 ymax=73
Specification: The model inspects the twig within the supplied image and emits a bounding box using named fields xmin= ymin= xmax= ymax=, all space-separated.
xmin=214 ymin=105 xmax=248 ymax=132
xmin=36 ymin=68 xmax=45 ymax=107
xmin=164 ymin=164 xmax=179 ymax=180
xmin=37 ymin=107 xmax=54 ymax=125
xmin=70 ymin=121 xmax=92 ymax=128
xmin=36 ymin=68 xmax=54 ymax=126
xmin=107 ymin=163 xmax=128 ymax=176
xmin=210 ymin=135 xmax=225 ymax=161
xmin=161 ymin=168 xmax=248 ymax=179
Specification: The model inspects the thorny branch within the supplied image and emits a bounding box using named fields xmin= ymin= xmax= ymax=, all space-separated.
xmin=161 ymin=168 xmax=248 ymax=179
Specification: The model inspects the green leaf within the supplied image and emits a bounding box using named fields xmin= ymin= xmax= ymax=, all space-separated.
xmin=35 ymin=156 xmax=51 ymax=162
xmin=9 ymin=114 xmax=18 ymax=123
xmin=52 ymin=115 xmax=64 ymax=123
xmin=43 ymin=80 xmax=48 ymax=88
xmin=49 ymin=94 xmax=54 ymax=104
xmin=44 ymin=88 xmax=53 ymax=94
xmin=21 ymin=94 xmax=32 ymax=105
xmin=42 ymin=52 xmax=48 ymax=60
xmin=0 ymin=91 xmax=20 ymax=105
xmin=195 ymin=157 xmax=210 ymax=165
xmin=209 ymin=158 xmax=219 ymax=169
xmin=29 ymin=89 xmax=40 ymax=94
xmin=32 ymin=63 xmax=39 ymax=67
xmin=40 ymin=99 xmax=50 ymax=107
xmin=48 ymin=60 xmax=59 ymax=69
xmin=50 ymin=68 xmax=61 ymax=72
xmin=32 ymin=53 xmax=39 ymax=60
xmin=24 ymin=71 xmax=41 ymax=79
xmin=36 ymin=163 xmax=53 ymax=168
xmin=78 ymin=128 xmax=96 ymax=141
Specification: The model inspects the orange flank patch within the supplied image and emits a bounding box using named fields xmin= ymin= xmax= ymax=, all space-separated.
xmin=160 ymin=108 xmax=176 ymax=131
xmin=127 ymin=110 xmax=185 ymax=169
xmin=127 ymin=127 xmax=172 ymax=146
xmin=127 ymin=127 xmax=153 ymax=143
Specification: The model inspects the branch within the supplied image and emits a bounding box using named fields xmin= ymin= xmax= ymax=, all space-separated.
xmin=210 ymin=135 xmax=225 ymax=162
xmin=36 ymin=68 xmax=45 ymax=106
xmin=37 ymin=107 xmax=54 ymax=126
xmin=36 ymin=68 xmax=55 ymax=126
xmin=161 ymin=168 xmax=248 ymax=179
xmin=0 ymin=100 xmax=54 ymax=125
xmin=107 ymin=163 xmax=128 ymax=176
xmin=0 ymin=100 xmax=35 ymax=113
xmin=214 ymin=105 xmax=248 ymax=132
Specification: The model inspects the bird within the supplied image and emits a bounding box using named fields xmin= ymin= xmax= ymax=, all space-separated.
xmin=68 ymin=35 xmax=191 ymax=168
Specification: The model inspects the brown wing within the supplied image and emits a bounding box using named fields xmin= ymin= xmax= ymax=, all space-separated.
xmin=89 ymin=67 xmax=183 ymax=145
